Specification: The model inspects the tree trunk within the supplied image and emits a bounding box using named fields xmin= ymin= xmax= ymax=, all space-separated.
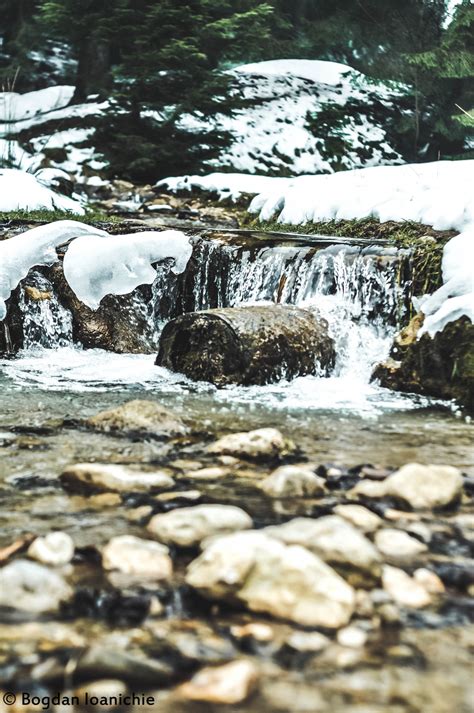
xmin=73 ymin=34 xmax=111 ymax=103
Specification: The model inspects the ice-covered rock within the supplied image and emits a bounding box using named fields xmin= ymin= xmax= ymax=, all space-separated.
xmin=260 ymin=465 xmax=326 ymax=498
xmin=186 ymin=530 xmax=355 ymax=628
xmin=102 ymin=535 xmax=172 ymax=580
xmin=63 ymin=229 xmax=192 ymax=309
xmin=61 ymin=463 xmax=174 ymax=493
xmin=0 ymin=559 xmax=72 ymax=612
xmin=264 ymin=516 xmax=381 ymax=583
xmin=147 ymin=505 xmax=253 ymax=547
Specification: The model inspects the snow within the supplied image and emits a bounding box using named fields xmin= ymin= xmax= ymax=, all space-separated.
xmin=63 ymin=230 xmax=192 ymax=309
xmin=0 ymin=86 xmax=74 ymax=122
xmin=0 ymin=220 xmax=107 ymax=321
xmin=0 ymin=220 xmax=193 ymax=319
xmin=233 ymin=59 xmax=357 ymax=86
xmin=158 ymin=172 xmax=293 ymax=201
xmin=0 ymin=169 xmax=84 ymax=214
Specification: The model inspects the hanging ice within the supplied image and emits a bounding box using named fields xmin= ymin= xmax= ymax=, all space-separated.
xmin=0 ymin=220 xmax=107 ymax=321
xmin=63 ymin=230 xmax=193 ymax=309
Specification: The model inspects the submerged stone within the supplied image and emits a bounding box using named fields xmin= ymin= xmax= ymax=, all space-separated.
xmin=0 ymin=559 xmax=72 ymax=613
xmin=147 ymin=504 xmax=253 ymax=547
xmin=207 ymin=428 xmax=296 ymax=461
xmin=86 ymin=399 xmax=187 ymax=437
xmin=260 ymin=465 xmax=326 ymax=498
xmin=156 ymin=305 xmax=335 ymax=386
xmin=102 ymin=535 xmax=172 ymax=580
xmin=61 ymin=463 xmax=174 ymax=493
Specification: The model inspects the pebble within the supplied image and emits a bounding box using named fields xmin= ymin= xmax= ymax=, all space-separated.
xmin=147 ymin=504 xmax=253 ymax=547
xmin=337 ymin=625 xmax=368 ymax=648
xmin=260 ymin=465 xmax=326 ymax=498
xmin=413 ymin=568 xmax=445 ymax=594
xmin=231 ymin=623 xmax=274 ymax=643
xmin=74 ymin=680 xmax=128 ymax=710
xmin=382 ymin=565 xmax=431 ymax=608
xmin=61 ymin=463 xmax=174 ymax=493
xmin=102 ymin=535 xmax=172 ymax=580
xmin=207 ymin=428 xmax=295 ymax=460
xmin=27 ymin=531 xmax=74 ymax=566
xmin=182 ymin=466 xmax=229 ymax=480
xmin=334 ymin=504 xmax=383 ymax=533
xmin=177 ymin=659 xmax=259 ymax=704
xmin=286 ymin=630 xmax=330 ymax=652
xmin=0 ymin=559 xmax=72 ymax=613
xmin=375 ymin=529 xmax=428 ymax=564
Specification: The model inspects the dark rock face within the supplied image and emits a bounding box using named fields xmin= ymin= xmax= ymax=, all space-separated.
xmin=156 ymin=305 xmax=335 ymax=386
xmin=372 ymin=315 xmax=474 ymax=412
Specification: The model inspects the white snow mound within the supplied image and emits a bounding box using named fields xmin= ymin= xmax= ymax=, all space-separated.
xmin=0 ymin=169 xmax=84 ymax=214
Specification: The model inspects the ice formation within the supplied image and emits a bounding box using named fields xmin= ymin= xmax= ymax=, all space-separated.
xmin=0 ymin=222 xmax=193 ymax=319
xmin=63 ymin=230 xmax=193 ymax=309
xmin=0 ymin=220 xmax=107 ymax=320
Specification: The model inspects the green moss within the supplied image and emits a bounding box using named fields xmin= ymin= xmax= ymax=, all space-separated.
xmin=0 ymin=208 xmax=117 ymax=224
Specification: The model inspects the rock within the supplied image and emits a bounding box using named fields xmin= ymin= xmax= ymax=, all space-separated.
xmin=27 ymin=531 xmax=74 ymax=566
xmin=333 ymin=504 xmax=383 ymax=533
xmin=156 ymin=305 xmax=335 ymax=386
xmin=86 ymin=399 xmax=187 ymax=437
xmin=382 ymin=565 xmax=431 ymax=608
xmin=74 ymin=680 xmax=128 ymax=710
xmin=61 ymin=463 xmax=174 ymax=493
xmin=372 ymin=316 xmax=474 ymax=412
xmin=102 ymin=535 xmax=172 ymax=580
xmin=350 ymin=462 xmax=463 ymax=510
xmin=177 ymin=660 xmax=259 ymax=704
xmin=24 ymin=285 xmax=52 ymax=301
xmin=207 ymin=428 xmax=295 ymax=461
xmin=264 ymin=516 xmax=381 ymax=584
xmin=260 ymin=465 xmax=326 ymax=498
xmin=230 ymin=623 xmax=274 ymax=643
xmin=182 ymin=466 xmax=229 ymax=480
xmin=337 ymin=626 xmax=368 ymax=648
xmin=413 ymin=568 xmax=445 ymax=594
xmin=147 ymin=504 xmax=253 ymax=547
xmin=375 ymin=529 xmax=428 ymax=564
xmin=0 ymin=559 xmax=72 ymax=613
xmin=286 ymin=631 xmax=330 ymax=652
xmin=186 ymin=531 xmax=355 ymax=628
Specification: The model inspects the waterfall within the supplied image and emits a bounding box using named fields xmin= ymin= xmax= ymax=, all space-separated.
xmin=11 ymin=238 xmax=409 ymax=383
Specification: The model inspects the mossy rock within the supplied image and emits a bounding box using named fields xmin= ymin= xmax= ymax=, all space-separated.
xmin=372 ymin=316 xmax=474 ymax=412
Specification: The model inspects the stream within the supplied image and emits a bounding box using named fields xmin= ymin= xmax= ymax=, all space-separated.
xmin=0 ymin=230 xmax=473 ymax=712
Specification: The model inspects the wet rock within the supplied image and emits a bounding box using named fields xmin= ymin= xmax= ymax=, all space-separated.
xmin=74 ymin=680 xmax=128 ymax=710
xmin=177 ymin=659 xmax=259 ymax=704
xmin=86 ymin=399 xmax=187 ymax=437
xmin=382 ymin=565 xmax=431 ymax=608
xmin=375 ymin=529 xmax=428 ymax=564
xmin=336 ymin=625 xmax=368 ymax=648
xmin=148 ymin=504 xmax=253 ymax=547
xmin=372 ymin=315 xmax=474 ymax=412
xmin=350 ymin=463 xmax=463 ymax=510
xmin=61 ymin=463 xmax=174 ymax=493
xmin=230 ymin=622 xmax=275 ymax=644
xmin=0 ymin=559 xmax=72 ymax=613
xmin=181 ymin=466 xmax=229 ymax=480
xmin=186 ymin=530 xmax=355 ymax=628
xmin=207 ymin=428 xmax=296 ymax=461
xmin=413 ymin=568 xmax=445 ymax=594
xmin=260 ymin=465 xmax=326 ymax=498
xmin=27 ymin=531 xmax=74 ymax=566
xmin=333 ymin=504 xmax=383 ymax=533
xmin=102 ymin=535 xmax=172 ymax=580
xmin=157 ymin=305 xmax=335 ymax=386
xmin=285 ymin=630 xmax=330 ymax=652
xmin=264 ymin=516 xmax=381 ymax=584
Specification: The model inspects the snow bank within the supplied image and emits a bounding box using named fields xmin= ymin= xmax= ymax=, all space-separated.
xmin=63 ymin=230 xmax=192 ymax=309
xmin=0 ymin=86 xmax=74 ymax=123
xmin=0 ymin=169 xmax=84 ymax=213
xmin=0 ymin=221 xmax=193 ymax=319
xmin=0 ymin=220 xmax=107 ymax=320
xmin=158 ymin=172 xmax=294 ymax=201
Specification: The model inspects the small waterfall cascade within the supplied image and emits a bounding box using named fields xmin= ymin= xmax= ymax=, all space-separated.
xmin=11 ymin=237 xmax=410 ymax=381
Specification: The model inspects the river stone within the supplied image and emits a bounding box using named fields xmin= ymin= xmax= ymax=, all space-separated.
xmin=382 ymin=565 xmax=431 ymax=608
xmin=264 ymin=516 xmax=381 ymax=584
xmin=102 ymin=535 xmax=172 ymax=580
xmin=156 ymin=305 xmax=335 ymax=386
xmin=207 ymin=428 xmax=295 ymax=461
xmin=147 ymin=504 xmax=253 ymax=547
xmin=0 ymin=559 xmax=72 ymax=613
xmin=260 ymin=465 xmax=326 ymax=498
xmin=375 ymin=529 xmax=428 ymax=564
xmin=61 ymin=463 xmax=174 ymax=493
xmin=86 ymin=399 xmax=187 ymax=437
xmin=350 ymin=463 xmax=463 ymax=510
xmin=27 ymin=531 xmax=74 ymax=566
xmin=334 ymin=504 xmax=383 ymax=533
xmin=177 ymin=659 xmax=259 ymax=704
xmin=186 ymin=530 xmax=355 ymax=628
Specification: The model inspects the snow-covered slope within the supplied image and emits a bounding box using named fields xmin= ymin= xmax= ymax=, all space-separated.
xmin=0 ymin=169 xmax=84 ymax=214
xmin=185 ymin=59 xmax=406 ymax=175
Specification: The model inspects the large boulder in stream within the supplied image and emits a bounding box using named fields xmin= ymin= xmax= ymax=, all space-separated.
xmin=372 ymin=314 xmax=474 ymax=412
xmin=156 ymin=305 xmax=335 ymax=386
